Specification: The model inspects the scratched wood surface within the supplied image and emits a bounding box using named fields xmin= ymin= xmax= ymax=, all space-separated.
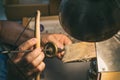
xmin=62 ymin=42 xmax=96 ymax=63
xmin=101 ymin=72 xmax=120 ymax=80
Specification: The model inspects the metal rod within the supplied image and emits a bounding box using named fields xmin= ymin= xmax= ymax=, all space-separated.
xmin=0 ymin=50 xmax=32 ymax=54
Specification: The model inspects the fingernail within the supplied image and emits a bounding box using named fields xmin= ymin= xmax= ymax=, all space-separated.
xmin=31 ymin=38 xmax=37 ymax=42
xmin=59 ymin=45 xmax=64 ymax=49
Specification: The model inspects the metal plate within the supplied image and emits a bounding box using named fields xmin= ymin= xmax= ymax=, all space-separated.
xmin=96 ymin=32 xmax=120 ymax=72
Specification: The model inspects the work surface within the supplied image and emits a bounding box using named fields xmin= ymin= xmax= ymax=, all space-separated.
xmin=22 ymin=16 xmax=119 ymax=80
xmin=27 ymin=16 xmax=120 ymax=70
xmin=23 ymin=16 xmax=90 ymax=80
xmin=25 ymin=16 xmax=96 ymax=63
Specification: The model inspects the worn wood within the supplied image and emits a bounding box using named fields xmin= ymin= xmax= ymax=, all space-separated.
xmin=35 ymin=10 xmax=41 ymax=48
xmin=101 ymin=72 xmax=120 ymax=80
xmin=62 ymin=42 xmax=96 ymax=63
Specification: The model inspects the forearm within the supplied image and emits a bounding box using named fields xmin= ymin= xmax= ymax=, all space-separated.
xmin=0 ymin=20 xmax=34 ymax=46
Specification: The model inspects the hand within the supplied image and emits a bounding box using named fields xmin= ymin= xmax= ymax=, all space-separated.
xmin=10 ymin=38 xmax=45 ymax=78
xmin=41 ymin=34 xmax=72 ymax=58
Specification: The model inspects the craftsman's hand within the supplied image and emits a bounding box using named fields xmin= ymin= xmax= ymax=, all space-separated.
xmin=41 ymin=34 xmax=72 ymax=58
xmin=10 ymin=38 xmax=45 ymax=78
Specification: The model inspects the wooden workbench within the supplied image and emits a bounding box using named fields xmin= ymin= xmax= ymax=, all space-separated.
xmin=100 ymin=72 xmax=120 ymax=80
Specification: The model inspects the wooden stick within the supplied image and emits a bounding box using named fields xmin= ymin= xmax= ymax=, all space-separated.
xmin=35 ymin=10 xmax=41 ymax=80
xmin=35 ymin=10 xmax=41 ymax=48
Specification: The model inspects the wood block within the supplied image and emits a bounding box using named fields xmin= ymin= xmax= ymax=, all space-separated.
xmin=62 ymin=42 xmax=96 ymax=63
xmin=101 ymin=72 xmax=120 ymax=80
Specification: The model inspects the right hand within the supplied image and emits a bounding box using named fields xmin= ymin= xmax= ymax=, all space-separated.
xmin=41 ymin=34 xmax=72 ymax=58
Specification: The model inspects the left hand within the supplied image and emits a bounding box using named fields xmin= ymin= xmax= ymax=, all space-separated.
xmin=41 ymin=33 xmax=72 ymax=58
xmin=10 ymin=38 xmax=45 ymax=78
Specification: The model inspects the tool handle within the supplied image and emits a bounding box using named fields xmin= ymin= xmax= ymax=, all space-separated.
xmin=35 ymin=10 xmax=41 ymax=48
xmin=35 ymin=10 xmax=41 ymax=80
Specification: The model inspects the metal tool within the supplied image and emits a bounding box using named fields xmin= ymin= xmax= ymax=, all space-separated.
xmin=0 ymin=42 xmax=96 ymax=64
xmin=44 ymin=42 xmax=65 ymax=58
xmin=0 ymin=42 xmax=64 ymax=58
xmin=0 ymin=50 xmax=32 ymax=54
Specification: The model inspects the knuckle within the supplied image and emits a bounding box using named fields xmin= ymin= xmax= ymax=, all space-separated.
xmin=37 ymin=62 xmax=45 ymax=72
xmin=31 ymin=52 xmax=45 ymax=66
xmin=18 ymin=45 xmax=24 ymax=50
xmin=48 ymin=35 xmax=52 ymax=39
xmin=25 ymin=48 xmax=41 ymax=62
xmin=26 ymin=39 xmax=35 ymax=46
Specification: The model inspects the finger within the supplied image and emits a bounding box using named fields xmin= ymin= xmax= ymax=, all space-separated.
xmin=31 ymin=52 xmax=45 ymax=67
xmin=27 ymin=62 xmax=45 ymax=75
xmin=36 ymin=62 xmax=45 ymax=72
xmin=53 ymin=34 xmax=72 ymax=48
xmin=12 ymin=52 xmax=24 ymax=63
xmin=12 ymin=39 xmax=36 ymax=63
xmin=18 ymin=38 xmax=37 ymax=51
xmin=59 ymin=35 xmax=72 ymax=45
xmin=15 ymin=51 xmax=44 ymax=67
xmin=60 ymin=51 xmax=65 ymax=57
xmin=64 ymin=36 xmax=72 ymax=45
xmin=49 ymin=37 xmax=64 ymax=49
xmin=13 ymin=48 xmax=41 ymax=64
xmin=27 ymin=62 xmax=45 ymax=76
xmin=57 ymin=53 xmax=62 ymax=59
xmin=44 ymin=34 xmax=63 ymax=48
xmin=25 ymin=48 xmax=41 ymax=63
xmin=17 ymin=52 xmax=45 ymax=76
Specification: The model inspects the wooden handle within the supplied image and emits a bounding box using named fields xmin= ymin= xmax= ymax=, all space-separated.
xmin=35 ymin=10 xmax=41 ymax=80
xmin=35 ymin=10 xmax=41 ymax=48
